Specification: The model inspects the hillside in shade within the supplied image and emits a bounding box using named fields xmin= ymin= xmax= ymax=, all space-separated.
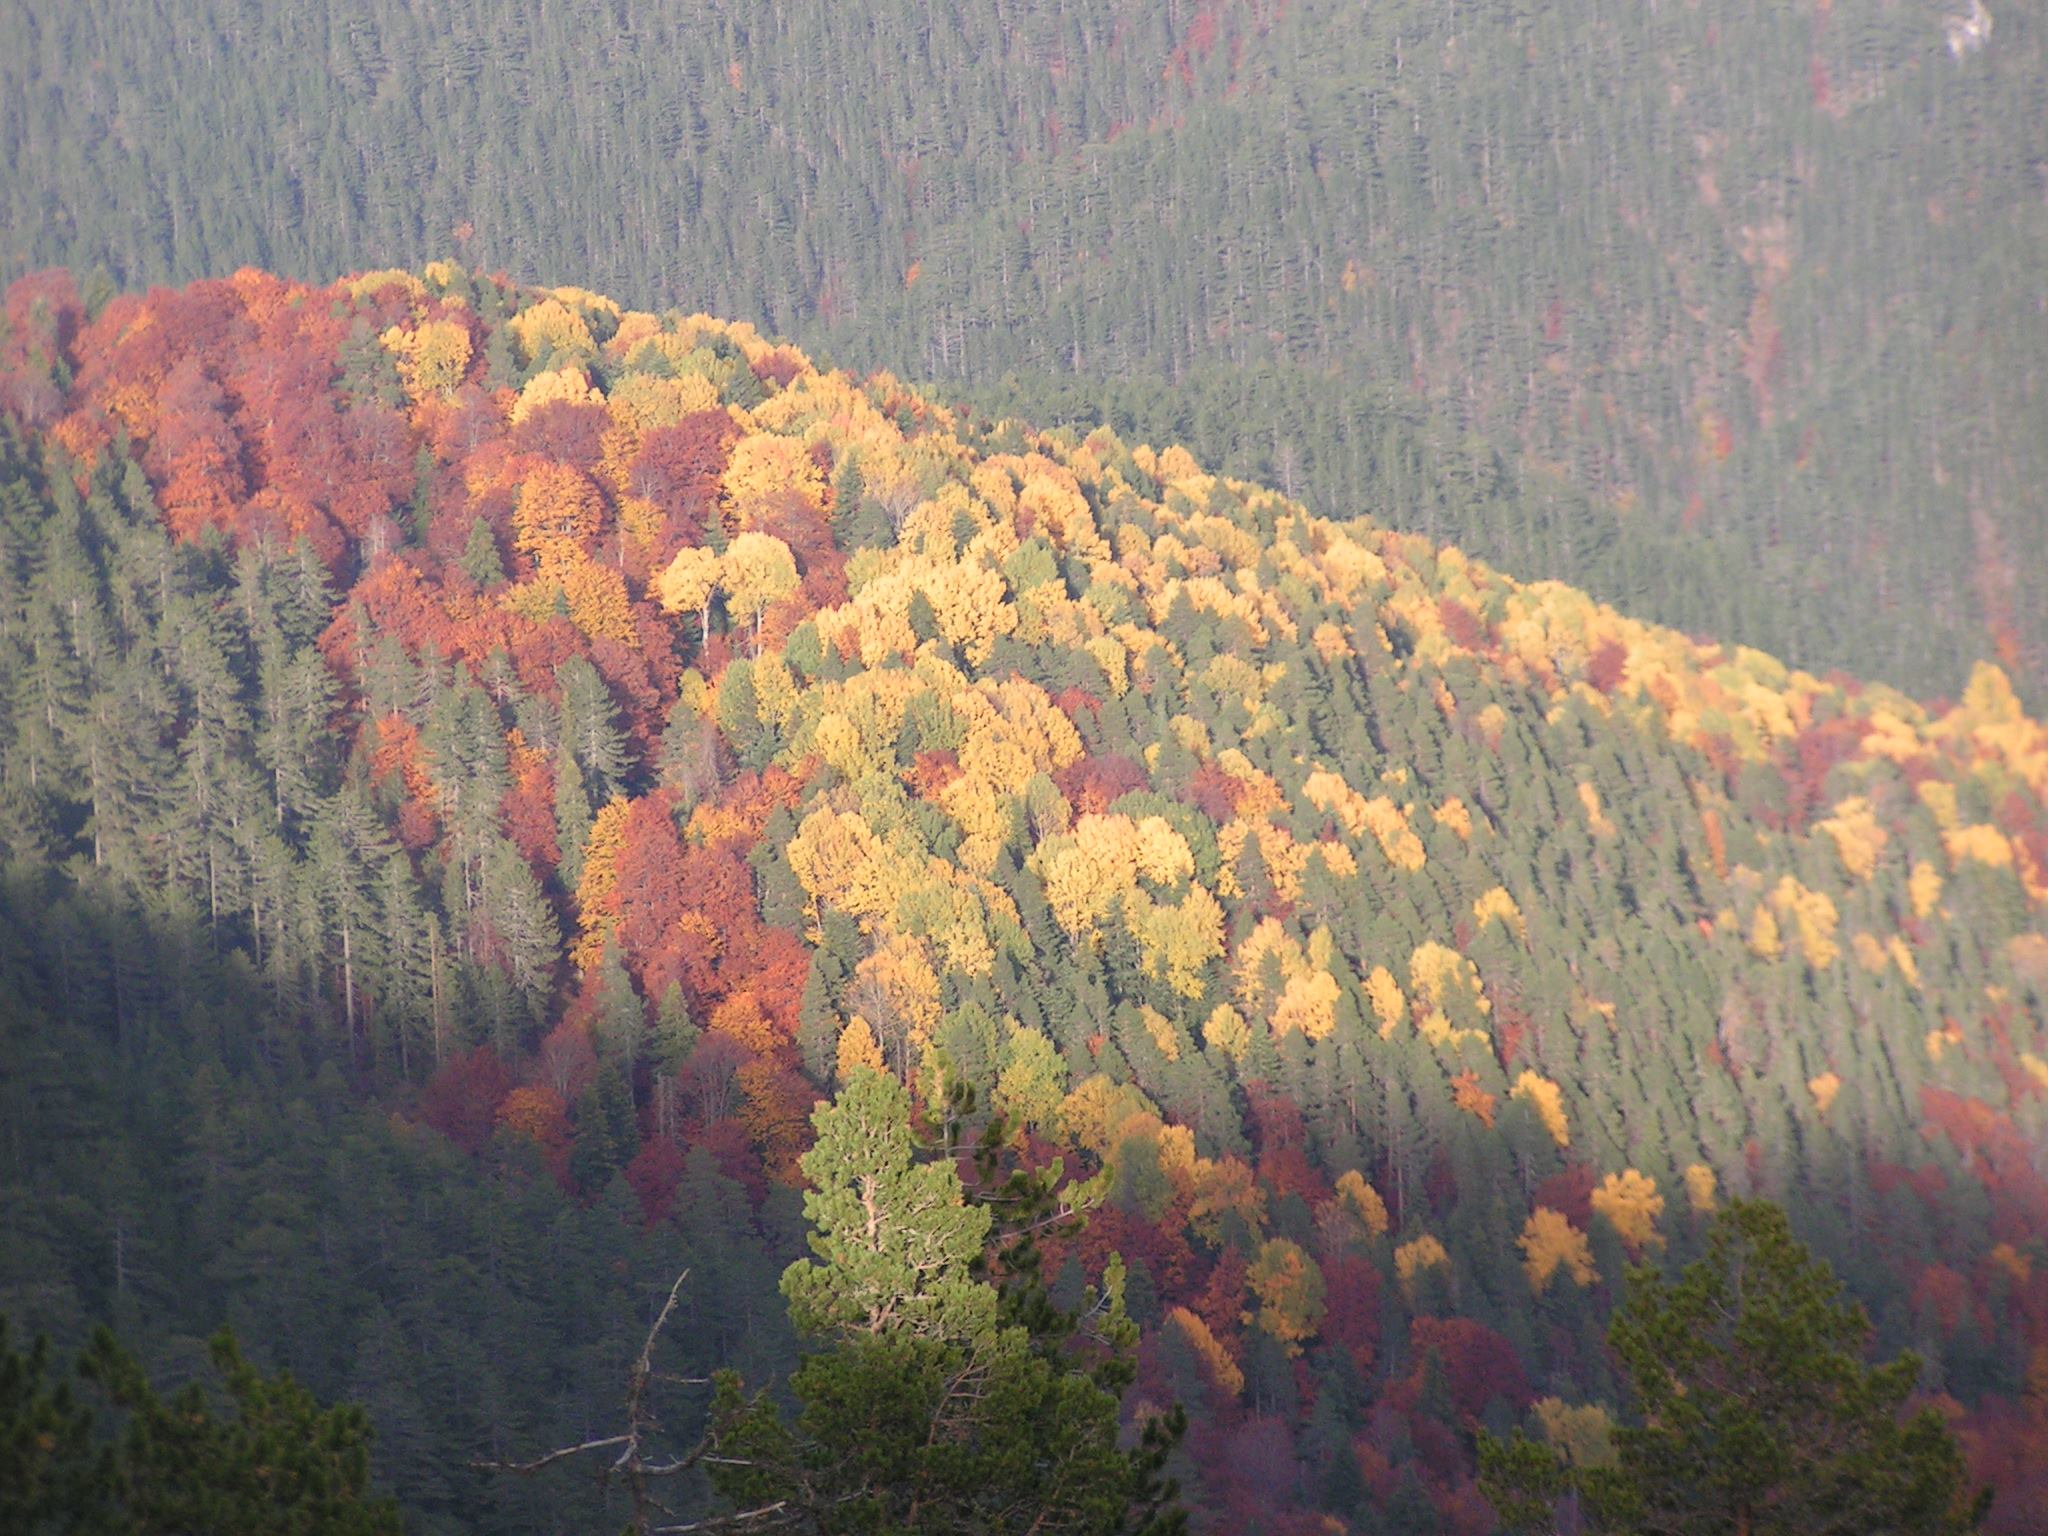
xmin=1 ymin=264 xmax=2045 ymax=1533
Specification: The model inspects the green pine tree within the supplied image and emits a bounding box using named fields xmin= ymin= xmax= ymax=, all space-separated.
xmin=704 ymin=1070 xmax=1186 ymax=1534
xmin=1480 ymin=1200 xmax=1988 ymax=1535
xmin=1 ymin=1316 xmax=402 ymax=1535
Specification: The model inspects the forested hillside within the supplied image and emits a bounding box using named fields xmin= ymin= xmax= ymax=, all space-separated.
xmin=2 ymin=266 xmax=2045 ymax=1533
xmin=3 ymin=0 xmax=2042 ymax=704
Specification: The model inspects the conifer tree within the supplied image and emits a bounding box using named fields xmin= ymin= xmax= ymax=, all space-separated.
xmin=1480 ymin=1200 xmax=1988 ymax=1535
xmin=705 ymin=1070 xmax=1186 ymax=1534
xmin=0 ymin=1316 xmax=401 ymax=1535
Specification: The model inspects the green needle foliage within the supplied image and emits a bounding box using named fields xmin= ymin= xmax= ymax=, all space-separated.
xmin=2 ymin=1323 xmax=118 ymax=1534
xmin=707 ymin=1069 xmax=1185 ymax=1535
xmin=1480 ymin=1200 xmax=1989 ymax=1536
xmin=778 ymin=1069 xmax=1000 ymax=1346
xmin=1 ymin=1316 xmax=400 ymax=1536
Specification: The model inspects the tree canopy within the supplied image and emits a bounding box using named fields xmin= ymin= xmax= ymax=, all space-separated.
xmin=1482 ymin=1201 xmax=1990 ymax=1536
xmin=0 ymin=1318 xmax=401 ymax=1536
xmin=705 ymin=1071 xmax=1185 ymax=1536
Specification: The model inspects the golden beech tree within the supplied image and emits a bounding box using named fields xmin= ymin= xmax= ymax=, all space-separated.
xmin=721 ymin=431 xmax=827 ymax=525
xmin=1394 ymin=1235 xmax=1451 ymax=1298
xmin=1512 ymin=1071 xmax=1571 ymax=1148
xmin=1684 ymin=1162 xmax=1719 ymax=1213
xmin=1807 ymin=1072 xmax=1843 ymax=1116
xmin=1590 ymin=1169 xmax=1665 ymax=1251
xmin=1127 ymin=883 xmax=1226 ymax=999
xmin=1910 ymin=860 xmax=1944 ymax=918
xmin=1137 ymin=1007 xmax=1183 ymax=1063
xmin=1038 ymin=818 xmax=1140 ymax=940
xmin=786 ymin=805 xmax=900 ymax=926
xmin=992 ymin=1027 xmax=1067 ymax=1133
xmin=570 ymin=798 xmax=634 ymax=970
xmin=1748 ymin=905 xmax=1784 ymax=960
xmin=1520 ymin=1207 xmax=1599 ymax=1292
xmin=509 ymin=296 xmax=597 ymax=362
xmin=654 ymin=544 xmax=721 ymax=641
xmin=1769 ymin=876 xmax=1840 ymax=968
xmin=1055 ymin=1075 xmax=1156 ymax=1162
xmin=1408 ymin=941 xmax=1487 ymax=1019
xmin=1472 ymin=886 xmax=1526 ymax=939
xmin=1816 ymin=796 xmax=1888 ymax=881
xmin=1201 ymin=1003 xmax=1250 ymax=1063
xmin=908 ymin=558 xmax=1018 ymax=664
xmin=1036 ymin=814 xmax=1195 ymax=944
xmin=1434 ymin=797 xmax=1476 ymax=841
xmin=1248 ymin=1238 xmax=1327 ymax=1355
xmin=835 ymin=1017 xmax=887 ymax=1081
xmin=552 ymin=556 xmax=636 ymax=645
xmin=710 ymin=991 xmax=781 ymax=1055
xmin=1946 ymin=823 xmax=2016 ymax=870
xmin=721 ymin=531 xmax=799 ymax=650
xmin=512 ymin=364 xmax=602 ymax=424
xmin=1335 ymin=1169 xmax=1390 ymax=1237
xmin=1406 ymin=941 xmax=1490 ymax=1047
xmin=736 ymin=1058 xmax=809 ymax=1181
xmin=1577 ymin=781 xmax=1618 ymax=838
xmin=1361 ymin=796 xmax=1428 ymax=872
xmin=1167 ymin=1307 xmax=1244 ymax=1398
xmin=1269 ymin=968 xmax=1341 ymax=1042
xmin=1532 ymin=1400 xmax=1618 ymax=1469
xmin=1364 ymin=965 xmax=1407 ymax=1037
xmin=847 ymin=934 xmax=942 ymax=1074
xmin=381 ymin=319 xmax=472 ymax=401
xmin=808 ymin=712 xmax=868 ymax=780
xmin=1186 ymin=1156 xmax=1266 ymax=1242
xmin=514 ymin=464 xmax=605 ymax=572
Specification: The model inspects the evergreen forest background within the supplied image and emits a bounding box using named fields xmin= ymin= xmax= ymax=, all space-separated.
xmin=3 ymin=0 xmax=2043 ymax=705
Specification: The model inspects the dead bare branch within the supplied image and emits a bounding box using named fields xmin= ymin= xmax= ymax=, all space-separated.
xmin=475 ymin=1270 xmax=723 ymax=1535
xmin=471 ymin=1433 xmax=630 ymax=1475
xmin=651 ymin=1499 xmax=793 ymax=1534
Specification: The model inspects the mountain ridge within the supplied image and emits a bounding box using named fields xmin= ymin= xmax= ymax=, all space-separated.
xmin=7 ymin=0 xmax=2043 ymax=705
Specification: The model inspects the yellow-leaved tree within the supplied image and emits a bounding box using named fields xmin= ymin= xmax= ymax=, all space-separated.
xmin=835 ymin=1017 xmax=887 ymax=1082
xmin=1590 ymin=1169 xmax=1665 ymax=1252
xmin=1683 ymin=1163 xmax=1718 ymax=1213
xmin=1248 ymin=1238 xmax=1326 ymax=1356
xmin=1166 ymin=1308 xmax=1244 ymax=1398
xmin=1364 ymin=965 xmax=1407 ymax=1037
xmin=722 ymin=531 xmax=799 ymax=652
xmin=380 ymin=319 xmax=472 ymax=401
xmin=1512 ymin=1071 xmax=1571 ymax=1148
xmin=1520 ymin=1207 xmax=1599 ymax=1292
xmin=514 ymin=464 xmax=604 ymax=573
xmin=846 ymin=934 xmax=942 ymax=1075
xmin=992 ymin=1027 xmax=1068 ymax=1134
xmin=1269 ymin=968 xmax=1341 ymax=1042
xmin=654 ymin=545 xmax=720 ymax=643
xmin=1532 ymin=1399 xmax=1618 ymax=1469
xmin=1201 ymin=1003 xmax=1250 ymax=1063
xmin=1335 ymin=1170 xmax=1389 ymax=1237
xmin=721 ymin=432 xmax=828 ymax=526
xmin=1128 ymin=883 xmax=1226 ymax=999
xmin=1394 ymin=1235 xmax=1450 ymax=1299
